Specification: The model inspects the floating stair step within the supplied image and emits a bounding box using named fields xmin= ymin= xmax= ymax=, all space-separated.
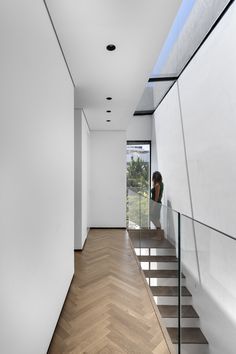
xmin=150 ymin=248 xmax=176 ymax=256
xmin=144 ymin=270 xmax=185 ymax=278
xmin=150 ymin=286 xmax=191 ymax=297
xmin=154 ymin=295 xmax=192 ymax=306
xmin=129 ymin=230 xmax=174 ymax=248
xmin=128 ymin=229 xmax=164 ymax=240
xmin=136 ymin=238 xmax=175 ymax=249
xmin=158 ymin=305 xmax=199 ymax=318
xmin=173 ymin=344 xmax=209 ymax=354
xmin=131 ymin=238 xmax=175 ymax=248
xmin=167 ymin=327 xmax=208 ymax=344
xmin=138 ymin=255 xmax=177 ymax=262
xmin=163 ymin=317 xmax=200 ymax=328
xmin=135 ymin=248 xmax=176 ymax=257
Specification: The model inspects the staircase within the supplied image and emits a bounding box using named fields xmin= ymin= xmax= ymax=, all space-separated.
xmin=128 ymin=229 xmax=208 ymax=354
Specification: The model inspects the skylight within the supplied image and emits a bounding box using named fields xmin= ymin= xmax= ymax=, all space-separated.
xmin=134 ymin=0 xmax=231 ymax=114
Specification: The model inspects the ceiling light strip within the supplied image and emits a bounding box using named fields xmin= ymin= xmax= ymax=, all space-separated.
xmin=133 ymin=110 xmax=155 ymax=116
xmin=148 ymin=77 xmax=178 ymax=82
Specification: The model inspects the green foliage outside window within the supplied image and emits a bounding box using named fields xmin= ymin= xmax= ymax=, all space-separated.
xmin=126 ymin=156 xmax=150 ymax=228
xmin=127 ymin=156 xmax=149 ymax=195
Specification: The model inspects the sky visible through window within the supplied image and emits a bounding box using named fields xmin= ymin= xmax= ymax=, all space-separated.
xmin=151 ymin=0 xmax=196 ymax=78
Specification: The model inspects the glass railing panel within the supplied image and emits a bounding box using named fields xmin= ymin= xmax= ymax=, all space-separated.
xmin=138 ymin=199 xmax=181 ymax=352
xmin=127 ymin=193 xmax=182 ymax=352
xmin=127 ymin=188 xmax=142 ymax=229
xmin=150 ymin=203 xmax=181 ymax=353
xmin=127 ymin=188 xmax=148 ymax=262
xmin=180 ymin=214 xmax=236 ymax=354
xmin=137 ymin=190 xmax=149 ymax=230
xmin=128 ymin=193 xmax=236 ymax=353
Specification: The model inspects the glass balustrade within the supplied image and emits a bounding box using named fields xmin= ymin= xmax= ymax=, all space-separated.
xmin=180 ymin=214 xmax=236 ymax=354
xmin=127 ymin=192 xmax=236 ymax=354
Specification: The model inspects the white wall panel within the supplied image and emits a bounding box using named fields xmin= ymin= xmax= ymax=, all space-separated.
xmin=151 ymin=118 xmax=158 ymax=174
xmin=0 ymin=1 xmax=74 ymax=353
xmin=127 ymin=115 xmax=152 ymax=141
xmin=154 ymin=83 xmax=191 ymax=215
xmin=179 ymin=2 xmax=236 ymax=237
xmin=153 ymin=3 xmax=236 ymax=353
xmin=90 ymin=131 xmax=126 ymax=227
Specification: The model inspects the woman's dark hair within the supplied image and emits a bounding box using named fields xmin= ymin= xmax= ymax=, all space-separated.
xmin=152 ymin=171 xmax=162 ymax=184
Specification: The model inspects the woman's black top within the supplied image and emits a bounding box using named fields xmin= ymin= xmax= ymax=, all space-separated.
xmin=151 ymin=182 xmax=164 ymax=203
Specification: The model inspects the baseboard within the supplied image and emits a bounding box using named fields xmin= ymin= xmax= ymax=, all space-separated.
xmin=74 ymin=235 xmax=88 ymax=251
xmin=74 ymin=228 xmax=127 ymax=251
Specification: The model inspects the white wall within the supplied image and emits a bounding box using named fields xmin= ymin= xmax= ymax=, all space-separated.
xmin=154 ymin=83 xmax=192 ymax=216
xmin=151 ymin=118 xmax=158 ymax=174
xmin=127 ymin=115 xmax=152 ymax=141
xmin=178 ymin=2 xmax=236 ymax=237
xmin=179 ymin=5 xmax=236 ymax=353
xmin=74 ymin=109 xmax=90 ymax=249
xmin=0 ymin=1 xmax=74 ymax=354
xmin=90 ymin=131 xmax=126 ymax=227
xmin=153 ymin=3 xmax=236 ymax=353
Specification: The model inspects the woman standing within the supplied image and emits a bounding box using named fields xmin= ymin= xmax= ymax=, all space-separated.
xmin=150 ymin=171 xmax=164 ymax=228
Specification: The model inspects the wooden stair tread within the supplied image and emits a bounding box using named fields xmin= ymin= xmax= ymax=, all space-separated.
xmin=150 ymin=286 xmax=191 ymax=297
xmin=144 ymin=270 xmax=185 ymax=278
xmin=128 ymin=229 xmax=164 ymax=239
xmin=138 ymin=255 xmax=177 ymax=262
xmin=167 ymin=327 xmax=208 ymax=344
xmin=131 ymin=238 xmax=175 ymax=248
xmin=158 ymin=305 xmax=199 ymax=318
xmin=128 ymin=230 xmax=175 ymax=249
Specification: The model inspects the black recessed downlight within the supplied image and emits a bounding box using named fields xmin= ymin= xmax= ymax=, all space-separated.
xmin=106 ymin=44 xmax=116 ymax=51
xmin=106 ymin=110 xmax=111 ymax=113
xmin=106 ymin=120 xmax=111 ymax=122
xmin=106 ymin=97 xmax=112 ymax=100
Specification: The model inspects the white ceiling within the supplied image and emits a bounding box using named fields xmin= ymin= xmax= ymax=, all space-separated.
xmin=46 ymin=0 xmax=181 ymax=131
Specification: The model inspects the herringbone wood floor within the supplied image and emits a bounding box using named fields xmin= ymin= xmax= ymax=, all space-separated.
xmin=47 ymin=229 xmax=171 ymax=354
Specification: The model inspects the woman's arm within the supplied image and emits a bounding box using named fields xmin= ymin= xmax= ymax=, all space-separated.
xmin=154 ymin=183 xmax=160 ymax=202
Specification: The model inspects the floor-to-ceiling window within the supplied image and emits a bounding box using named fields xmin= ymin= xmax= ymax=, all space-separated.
xmin=126 ymin=141 xmax=151 ymax=228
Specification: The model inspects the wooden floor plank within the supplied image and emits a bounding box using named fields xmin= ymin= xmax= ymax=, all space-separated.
xmin=47 ymin=229 xmax=171 ymax=354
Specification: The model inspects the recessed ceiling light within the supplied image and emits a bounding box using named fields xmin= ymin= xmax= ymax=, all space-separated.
xmin=106 ymin=97 xmax=112 ymax=100
xmin=106 ymin=120 xmax=111 ymax=122
xmin=106 ymin=44 xmax=116 ymax=51
xmin=106 ymin=110 xmax=111 ymax=113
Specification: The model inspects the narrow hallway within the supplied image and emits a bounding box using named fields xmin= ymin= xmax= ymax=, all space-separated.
xmin=48 ymin=229 xmax=171 ymax=354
